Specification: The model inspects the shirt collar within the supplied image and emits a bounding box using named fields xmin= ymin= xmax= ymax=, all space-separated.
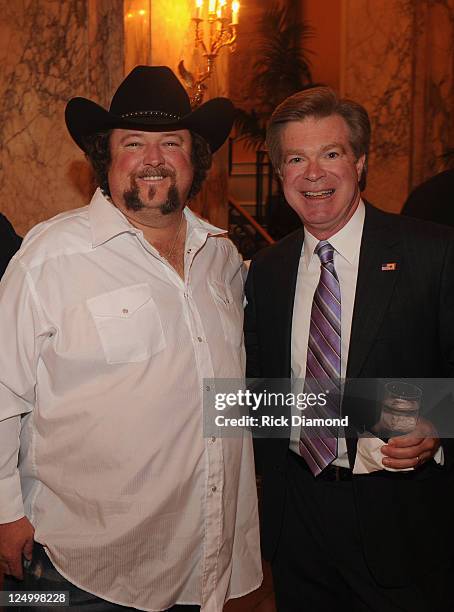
xmin=88 ymin=188 xmax=227 ymax=248
xmin=184 ymin=207 xmax=227 ymax=239
xmin=302 ymin=199 xmax=365 ymax=268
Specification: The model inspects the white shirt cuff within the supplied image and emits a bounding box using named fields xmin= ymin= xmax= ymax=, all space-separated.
xmin=0 ymin=470 xmax=25 ymax=523
xmin=354 ymin=436 xmax=445 ymax=474
xmin=434 ymin=445 xmax=444 ymax=465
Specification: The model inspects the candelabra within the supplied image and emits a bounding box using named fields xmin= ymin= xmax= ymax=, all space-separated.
xmin=179 ymin=0 xmax=240 ymax=108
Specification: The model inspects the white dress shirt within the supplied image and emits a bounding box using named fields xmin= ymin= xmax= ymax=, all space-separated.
xmin=0 ymin=189 xmax=262 ymax=611
xmin=289 ymin=201 xmax=364 ymax=466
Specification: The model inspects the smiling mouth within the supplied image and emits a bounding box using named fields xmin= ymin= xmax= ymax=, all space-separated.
xmin=138 ymin=175 xmax=168 ymax=182
xmin=136 ymin=168 xmax=175 ymax=182
xmin=303 ymin=189 xmax=335 ymax=199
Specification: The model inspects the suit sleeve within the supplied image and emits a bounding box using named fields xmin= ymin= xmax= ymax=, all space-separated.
xmin=439 ymin=238 xmax=454 ymax=374
xmin=244 ymin=262 xmax=269 ymax=474
xmin=0 ymin=214 xmax=22 ymax=279
xmin=430 ymin=236 xmax=454 ymax=469
xmin=244 ymin=261 xmax=261 ymax=379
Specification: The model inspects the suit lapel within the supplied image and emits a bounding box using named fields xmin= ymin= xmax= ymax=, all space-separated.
xmin=347 ymin=205 xmax=401 ymax=377
xmin=268 ymin=209 xmax=401 ymax=378
xmin=267 ymin=229 xmax=304 ymax=377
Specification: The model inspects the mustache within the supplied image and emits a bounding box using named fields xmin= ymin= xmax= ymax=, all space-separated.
xmin=136 ymin=167 xmax=176 ymax=180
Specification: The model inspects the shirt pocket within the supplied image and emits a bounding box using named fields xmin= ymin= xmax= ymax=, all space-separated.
xmin=87 ymin=283 xmax=166 ymax=364
xmin=209 ymin=280 xmax=243 ymax=347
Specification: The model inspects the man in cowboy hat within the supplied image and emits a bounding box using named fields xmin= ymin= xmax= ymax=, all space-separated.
xmin=0 ymin=66 xmax=261 ymax=611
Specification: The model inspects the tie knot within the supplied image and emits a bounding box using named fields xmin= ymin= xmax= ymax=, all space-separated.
xmin=315 ymin=240 xmax=335 ymax=265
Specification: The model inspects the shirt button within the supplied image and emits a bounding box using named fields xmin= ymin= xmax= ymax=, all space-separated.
xmin=206 ymin=385 xmax=211 ymax=391
xmin=197 ymin=336 xmax=203 ymax=342
xmin=122 ymin=308 xmax=129 ymax=314
xmin=211 ymin=486 xmax=217 ymax=493
xmin=211 ymin=436 xmax=216 ymax=443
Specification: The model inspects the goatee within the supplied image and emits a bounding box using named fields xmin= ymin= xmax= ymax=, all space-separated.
xmin=123 ymin=178 xmax=181 ymax=215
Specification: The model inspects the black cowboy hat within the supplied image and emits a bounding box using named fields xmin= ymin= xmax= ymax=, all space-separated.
xmin=65 ymin=65 xmax=234 ymax=153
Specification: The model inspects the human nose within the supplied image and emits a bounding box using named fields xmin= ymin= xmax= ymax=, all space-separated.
xmin=304 ymin=158 xmax=325 ymax=182
xmin=142 ymin=142 xmax=165 ymax=166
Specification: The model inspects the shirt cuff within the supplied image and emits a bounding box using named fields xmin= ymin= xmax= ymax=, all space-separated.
xmin=434 ymin=445 xmax=444 ymax=465
xmin=0 ymin=470 xmax=25 ymax=524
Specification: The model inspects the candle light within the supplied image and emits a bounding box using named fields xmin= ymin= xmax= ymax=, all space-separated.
xmin=182 ymin=0 xmax=239 ymax=107
xmin=195 ymin=0 xmax=203 ymax=19
xmin=231 ymin=0 xmax=239 ymax=25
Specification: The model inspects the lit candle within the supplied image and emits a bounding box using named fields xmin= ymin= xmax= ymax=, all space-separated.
xmin=218 ymin=0 xmax=226 ymax=17
xmin=208 ymin=0 xmax=216 ymax=15
xmin=231 ymin=0 xmax=239 ymax=24
xmin=195 ymin=0 xmax=203 ymax=18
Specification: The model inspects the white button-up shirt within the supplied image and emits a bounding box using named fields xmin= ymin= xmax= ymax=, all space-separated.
xmin=0 ymin=189 xmax=262 ymax=611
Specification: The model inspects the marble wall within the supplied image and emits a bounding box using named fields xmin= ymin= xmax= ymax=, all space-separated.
xmin=0 ymin=0 xmax=124 ymax=235
xmin=342 ymin=0 xmax=454 ymax=212
xmin=411 ymin=0 xmax=454 ymax=183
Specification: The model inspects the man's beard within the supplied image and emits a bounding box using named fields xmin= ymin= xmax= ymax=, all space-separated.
xmin=123 ymin=169 xmax=182 ymax=215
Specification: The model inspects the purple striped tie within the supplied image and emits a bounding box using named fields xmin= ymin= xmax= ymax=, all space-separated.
xmin=299 ymin=240 xmax=341 ymax=476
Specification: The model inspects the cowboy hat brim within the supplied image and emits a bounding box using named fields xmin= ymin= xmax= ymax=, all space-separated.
xmin=65 ymin=96 xmax=234 ymax=154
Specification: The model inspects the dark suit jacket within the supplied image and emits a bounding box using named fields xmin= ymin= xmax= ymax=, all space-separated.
xmin=0 ymin=213 xmax=21 ymax=279
xmin=245 ymin=203 xmax=454 ymax=588
xmin=402 ymin=169 xmax=454 ymax=227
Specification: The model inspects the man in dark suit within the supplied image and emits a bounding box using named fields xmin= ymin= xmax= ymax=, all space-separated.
xmin=245 ymin=87 xmax=454 ymax=611
xmin=0 ymin=213 xmax=21 ymax=278
xmin=401 ymin=168 xmax=454 ymax=227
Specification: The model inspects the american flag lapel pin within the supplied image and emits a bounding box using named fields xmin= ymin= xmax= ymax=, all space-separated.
xmin=381 ymin=262 xmax=397 ymax=271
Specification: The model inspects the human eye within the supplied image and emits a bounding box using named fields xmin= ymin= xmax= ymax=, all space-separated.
xmin=325 ymin=150 xmax=340 ymax=159
xmin=124 ymin=140 xmax=142 ymax=149
xmin=287 ymin=156 xmax=303 ymax=165
xmin=164 ymin=139 xmax=180 ymax=148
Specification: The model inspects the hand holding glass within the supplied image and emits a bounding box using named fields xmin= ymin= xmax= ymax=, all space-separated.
xmin=378 ymin=381 xmax=422 ymax=438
